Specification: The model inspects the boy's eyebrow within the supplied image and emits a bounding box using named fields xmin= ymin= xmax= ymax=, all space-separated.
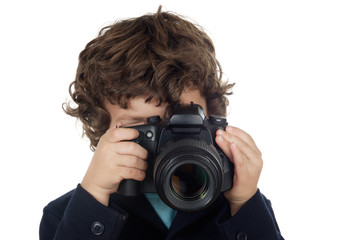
xmin=115 ymin=116 xmax=148 ymax=123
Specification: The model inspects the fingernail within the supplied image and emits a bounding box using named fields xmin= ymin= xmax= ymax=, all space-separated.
xmin=115 ymin=122 xmax=123 ymax=128
xmin=217 ymin=129 xmax=225 ymax=135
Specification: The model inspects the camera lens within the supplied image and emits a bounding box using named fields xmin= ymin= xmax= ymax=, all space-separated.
xmin=154 ymin=138 xmax=223 ymax=212
xmin=171 ymin=163 xmax=209 ymax=200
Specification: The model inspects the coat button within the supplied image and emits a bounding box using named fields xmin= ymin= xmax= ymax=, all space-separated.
xmin=236 ymin=232 xmax=248 ymax=240
xmin=91 ymin=221 xmax=105 ymax=235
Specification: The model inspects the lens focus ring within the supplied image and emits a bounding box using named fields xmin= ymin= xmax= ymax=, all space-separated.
xmin=154 ymin=138 xmax=224 ymax=212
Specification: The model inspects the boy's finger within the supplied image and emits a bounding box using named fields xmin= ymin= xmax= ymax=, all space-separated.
xmin=215 ymin=134 xmax=232 ymax=158
xmin=104 ymin=127 xmax=139 ymax=143
xmin=217 ymin=130 xmax=261 ymax=165
xmin=230 ymin=142 xmax=247 ymax=168
xmin=225 ymin=126 xmax=262 ymax=156
xmin=116 ymin=155 xmax=148 ymax=171
xmin=112 ymin=141 xmax=148 ymax=160
xmin=117 ymin=166 xmax=146 ymax=182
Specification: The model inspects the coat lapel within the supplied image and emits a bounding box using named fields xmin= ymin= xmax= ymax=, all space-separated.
xmin=166 ymin=195 xmax=229 ymax=239
xmin=110 ymin=193 xmax=168 ymax=233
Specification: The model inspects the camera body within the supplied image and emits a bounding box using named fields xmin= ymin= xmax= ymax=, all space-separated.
xmin=117 ymin=102 xmax=233 ymax=212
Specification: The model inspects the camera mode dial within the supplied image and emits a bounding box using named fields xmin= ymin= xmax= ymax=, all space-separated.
xmin=147 ymin=116 xmax=161 ymax=123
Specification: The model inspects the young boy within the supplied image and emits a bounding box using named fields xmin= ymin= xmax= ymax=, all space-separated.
xmin=40 ymin=7 xmax=284 ymax=240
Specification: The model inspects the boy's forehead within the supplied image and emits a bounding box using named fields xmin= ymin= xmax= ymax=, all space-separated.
xmin=105 ymin=89 xmax=207 ymax=122
xmin=106 ymin=97 xmax=166 ymax=118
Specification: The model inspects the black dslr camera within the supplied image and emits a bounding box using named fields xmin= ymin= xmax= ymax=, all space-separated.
xmin=117 ymin=102 xmax=233 ymax=212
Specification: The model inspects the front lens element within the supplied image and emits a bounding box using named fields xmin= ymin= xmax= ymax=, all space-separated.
xmin=171 ymin=164 xmax=209 ymax=200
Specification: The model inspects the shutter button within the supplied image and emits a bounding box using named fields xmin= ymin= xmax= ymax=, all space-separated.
xmin=91 ymin=221 xmax=105 ymax=235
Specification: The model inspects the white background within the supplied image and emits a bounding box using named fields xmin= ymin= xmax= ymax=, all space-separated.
xmin=1 ymin=0 xmax=360 ymax=239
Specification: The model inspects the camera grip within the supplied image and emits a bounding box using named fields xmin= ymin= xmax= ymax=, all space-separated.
xmin=117 ymin=179 xmax=142 ymax=196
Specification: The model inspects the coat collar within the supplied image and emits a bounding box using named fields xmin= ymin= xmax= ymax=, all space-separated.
xmin=110 ymin=193 xmax=168 ymax=232
xmin=110 ymin=192 xmax=229 ymax=237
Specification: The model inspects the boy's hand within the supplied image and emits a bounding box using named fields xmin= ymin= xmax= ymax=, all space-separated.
xmin=215 ymin=126 xmax=263 ymax=216
xmin=81 ymin=125 xmax=148 ymax=206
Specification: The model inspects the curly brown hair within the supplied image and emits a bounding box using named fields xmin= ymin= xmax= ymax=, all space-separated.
xmin=64 ymin=6 xmax=234 ymax=150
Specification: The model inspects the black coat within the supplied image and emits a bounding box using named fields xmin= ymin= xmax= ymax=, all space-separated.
xmin=40 ymin=185 xmax=283 ymax=240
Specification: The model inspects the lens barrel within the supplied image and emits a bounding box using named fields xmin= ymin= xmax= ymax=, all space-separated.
xmin=154 ymin=138 xmax=224 ymax=212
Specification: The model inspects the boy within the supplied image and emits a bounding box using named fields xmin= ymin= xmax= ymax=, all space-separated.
xmin=40 ymin=7 xmax=283 ymax=240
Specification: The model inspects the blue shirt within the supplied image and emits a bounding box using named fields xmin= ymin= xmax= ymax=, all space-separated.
xmin=145 ymin=193 xmax=177 ymax=229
